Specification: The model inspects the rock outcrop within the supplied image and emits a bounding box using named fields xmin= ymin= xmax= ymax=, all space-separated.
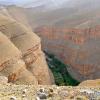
xmin=35 ymin=26 xmax=100 ymax=81
xmin=0 ymin=14 xmax=53 ymax=85
xmin=0 ymin=32 xmax=37 ymax=85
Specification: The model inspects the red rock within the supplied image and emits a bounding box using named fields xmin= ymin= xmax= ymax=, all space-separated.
xmin=35 ymin=26 xmax=100 ymax=81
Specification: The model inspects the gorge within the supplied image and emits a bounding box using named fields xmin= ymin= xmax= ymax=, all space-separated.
xmin=0 ymin=0 xmax=100 ymax=99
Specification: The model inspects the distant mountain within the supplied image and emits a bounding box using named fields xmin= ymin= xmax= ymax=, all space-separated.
xmin=26 ymin=0 xmax=100 ymax=28
xmin=1 ymin=0 xmax=100 ymax=29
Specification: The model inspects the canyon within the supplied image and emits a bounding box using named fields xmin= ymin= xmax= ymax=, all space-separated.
xmin=35 ymin=26 xmax=100 ymax=81
xmin=0 ymin=0 xmax=100 ymax=86
xmin=0 ymin=1 xmax=100 ymax=99
xmin=0 ymin=2 xmax=100 ymax=83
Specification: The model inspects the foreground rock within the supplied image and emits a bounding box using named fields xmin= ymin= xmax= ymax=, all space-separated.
xmin=0 ymin=82 xmax=99 ymax=100
xmin=0 ymin=76 xmax=8 ymax=84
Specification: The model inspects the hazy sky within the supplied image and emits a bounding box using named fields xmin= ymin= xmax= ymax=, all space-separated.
xmin=0 ymin=0 xmax=69 ymax=5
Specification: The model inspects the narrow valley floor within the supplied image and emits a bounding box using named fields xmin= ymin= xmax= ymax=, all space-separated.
xmin=45 ymin=51 xmax=80 ymax=86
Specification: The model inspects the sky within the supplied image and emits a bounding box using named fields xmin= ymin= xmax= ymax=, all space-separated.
xmin=0 ymin=0 xmax=69 ymax=6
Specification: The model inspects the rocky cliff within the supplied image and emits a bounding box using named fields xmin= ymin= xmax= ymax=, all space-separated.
xmin=0 ymin=32 xmax=37 ymax=85
xmin=35 ymin=26 xmax=100 ymax=81
xmin=0 ymin=14 xmax=53 ymax=85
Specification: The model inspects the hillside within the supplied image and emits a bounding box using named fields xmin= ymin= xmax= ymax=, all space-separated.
xmin=0 ymin=13 xmax=53 ymax=85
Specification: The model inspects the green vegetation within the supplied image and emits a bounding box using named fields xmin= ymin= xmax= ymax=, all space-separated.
xmin=45 ymin=51 xmax=80 ymax=86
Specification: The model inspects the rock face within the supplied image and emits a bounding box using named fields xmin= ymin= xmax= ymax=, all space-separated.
xmin=0 ymin=32 xmax=37 ymax=85
xmin=35 ymin=26 xmax=100 ymax=81
xmin=0 ymin=14 xmax=53 ymax=85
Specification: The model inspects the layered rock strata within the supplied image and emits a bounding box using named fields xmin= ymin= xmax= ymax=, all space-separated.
xmin=35 ymin=26 xmax=100 ymax=81
xmin=0 ymin=32 xmax=37 ymax=85
xmin=0 ymin=14 xmax=52 ymax=85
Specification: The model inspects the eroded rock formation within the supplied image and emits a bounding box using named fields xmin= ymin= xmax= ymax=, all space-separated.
xmin=35 ymin=26 xmax=100 ymax=81
xmin=0 ymin=32 xmax=37 ymax=85
xmin=0 ymin=14 xmax=53 ymax=85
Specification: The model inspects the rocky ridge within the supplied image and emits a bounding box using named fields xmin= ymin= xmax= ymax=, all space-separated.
xmin=0 ymin=32 xmax=37 ymax=85
xmin=0 ymin=14 xmax=53 ymax=85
